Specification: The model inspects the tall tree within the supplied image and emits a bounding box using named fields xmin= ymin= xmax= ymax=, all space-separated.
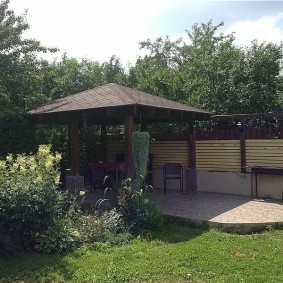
xmin=129 ymin=21 xmax=283 ymax=116
xmin=0 ymin=0 xmax=56 ymax=155
xmin=102 ymin=55 xmax=127 ymax=85
xmin=128 ymin=36 xmax=185 ymax=102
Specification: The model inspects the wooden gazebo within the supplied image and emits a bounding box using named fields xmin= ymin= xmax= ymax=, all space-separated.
xmin=26 ymin=83 xmax=211 ymax=183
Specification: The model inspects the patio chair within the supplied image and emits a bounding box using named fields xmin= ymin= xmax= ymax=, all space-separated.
xmin=163 ymin=163 xmax=183 ymax=194
xmin=91 ymin=167 xmax=106 ymax=192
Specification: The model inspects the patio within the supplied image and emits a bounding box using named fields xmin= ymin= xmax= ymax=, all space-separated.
xmin=81 ymin=188 xmax=283 ymax=234
xmin=150 ymin=190 xmax=283 ymax=233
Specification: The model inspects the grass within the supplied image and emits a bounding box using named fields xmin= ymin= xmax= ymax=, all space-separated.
xmin=0 ymin=222 xmax=283 ymax=283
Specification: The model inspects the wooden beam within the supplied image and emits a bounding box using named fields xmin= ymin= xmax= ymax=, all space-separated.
xmin=240 ymin=119 xmax=246 ymax=173
xmin=68 ymin=120 xmax=80 ymax=176
xmin=124 ymin=114 xmax=134 ymax=177
xmin=101 ymin=124 xmax=107 ymax=161
xmin=188 ymin=120 xmax=196 ymax=169
xmin=212 ymin=112 xmax=283 ymax=120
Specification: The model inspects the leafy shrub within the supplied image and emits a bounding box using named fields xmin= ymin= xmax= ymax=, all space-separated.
xmin=0 ymin=145 xmax=72 ymax=253
xmin=35 ymin=222 xmax=80 ymax=254
xmin=0 ymin=145 xmax=143 ymax=255
xmin=116 ymin=178 xmax=163 ymax=232
xmin=75 ymin=214 xmax=105 ymax=244
xmin=73 ymin=209 xmax=131 ymax=248
xmin=136 ymin=201 xmax=163 ymax=231
xmin=101 ymin=209 xmax=126 ymax=234
xmin=117 ymin=178 xmax=137 ymax=227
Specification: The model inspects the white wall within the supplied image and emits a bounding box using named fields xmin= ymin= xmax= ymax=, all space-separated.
xmin=153 ymin=168 xmax=283 ymax=200
xmin=198 ymin=171 xmax=283 ymax=200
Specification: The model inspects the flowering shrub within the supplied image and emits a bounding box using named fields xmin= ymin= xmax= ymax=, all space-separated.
xmin=0 ymin=145 xmax=68 ymax=253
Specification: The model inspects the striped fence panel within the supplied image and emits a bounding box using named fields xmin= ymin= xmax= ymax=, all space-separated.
xmin=107 ymin=141 xmax=189 ymax=169
xmin=149 ymin=141 xmax=189 ymax=168
xmin=246 ymin=139 xmax=283 ymax=168
xmin=196 ymin=140 xmax=241 ymax=172
xmin=107 ymin=139 xmax=283 ymax=173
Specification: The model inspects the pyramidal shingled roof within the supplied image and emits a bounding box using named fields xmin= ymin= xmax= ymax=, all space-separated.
xmin=27 ymin=83 xmax=211 ymax=115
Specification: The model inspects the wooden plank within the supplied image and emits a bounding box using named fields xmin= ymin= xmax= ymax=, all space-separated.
xmin=197 ymin=157 xmax=241 ymax=161
xmin=196 ymin=162 xmax=240 ymax=166
xmin=246 ymin=144 xmax=283 ymax=148
xmin=197 ymin=167 xmax=240 ymax=171
xmin=247 ymin=156 xmax=283 ymax=161
xmin=246 ymin=139 xmax=283 ymax=143
xmin=247 ymin=162 xmax=283 ymax=167
xmin=197 ymin=167 xmax=239 ymax=171
xmin=247 ymin=159 xmax=283 ymax=163
xmin=246 ymin=150 xmax=283 ymax=155
xmin=197 ymin=152 xmax=240 ymax=156
xmin=196 ymin=146 xmax=240 ymax=150
xmin=197 ymin=140 xmax=240 ymax=143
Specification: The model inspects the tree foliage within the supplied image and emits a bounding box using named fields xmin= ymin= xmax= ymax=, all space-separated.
xmin=130 ymin=21 xmax=283 ymax=115
xmin=1 ymin=0 xmax=283 ymax=157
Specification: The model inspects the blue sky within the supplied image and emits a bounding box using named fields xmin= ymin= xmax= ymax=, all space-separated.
xmin=10 ymin=0 xmax=283 ymax=66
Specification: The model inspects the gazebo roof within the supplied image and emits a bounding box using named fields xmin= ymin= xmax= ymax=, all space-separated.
xmin=27 ymin=83 xmax=211 ymax=124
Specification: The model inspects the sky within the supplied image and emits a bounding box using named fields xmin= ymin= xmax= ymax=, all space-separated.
xmin=9 ymin=0 xmax=283 ymax=67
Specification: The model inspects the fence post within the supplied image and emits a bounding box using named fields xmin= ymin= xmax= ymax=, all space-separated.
xmin=188 ymin=120 xmax=196 ymax=169
xmin=240 ymin=119 xmax=246 ymax=173
xmin=186 ymin=119 xmax=197 ymax=192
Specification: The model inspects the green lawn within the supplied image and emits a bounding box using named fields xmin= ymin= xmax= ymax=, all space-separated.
xmin=1 ymin=222 xmax=283 ymax=283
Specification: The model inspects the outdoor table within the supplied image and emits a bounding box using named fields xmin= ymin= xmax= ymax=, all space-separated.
xmin=251 ymin=166 xmax=283 ymax=200
xmin=89 ymin=162 xmax=125 ymax=183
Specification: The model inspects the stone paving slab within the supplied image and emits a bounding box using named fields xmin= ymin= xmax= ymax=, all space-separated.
xmin=150 ymin=190 xmax=283 ymax=232
xmin=82 ymin=189 xmax=283 ymax=233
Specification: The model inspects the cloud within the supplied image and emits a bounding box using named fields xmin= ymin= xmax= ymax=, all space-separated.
xmin=224 ymin=13 xmax=283 ymax=46
xmin=10 ymin=0 xmax=184 ymax=66
xmin=10 ymin=0 xmax=283 ymax=66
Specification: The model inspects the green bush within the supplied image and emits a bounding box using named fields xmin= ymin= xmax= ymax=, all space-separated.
xmin=75 ymin=214 xmax=105 ymax=244
xmin=136 ymin=201 xmax=163 ymax=231
xmin=0 ymin=145 xmax=73 ymax=253
xmin=0 ymin=145 xmax=148 ymax=255
xmin=101 ymin=209 xmax=126 ymax=234
xmin=116 ymin=178 xmax=163 ymax=232
xmin=35 ymin=222 xmax=80 ymax=254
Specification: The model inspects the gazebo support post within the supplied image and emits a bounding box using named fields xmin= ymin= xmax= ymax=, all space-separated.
xmin=125 ymin=114 xmax=134 ymax=177
xmin=66 ymin=120 xmax=84 ymax=190
xmin=101 ymin=124 xmax=107 ymax=161
xmin=69 ymin=120 xmax=80 ymax=175
xmin=188 ymin=120 xmax=196 ymax=170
